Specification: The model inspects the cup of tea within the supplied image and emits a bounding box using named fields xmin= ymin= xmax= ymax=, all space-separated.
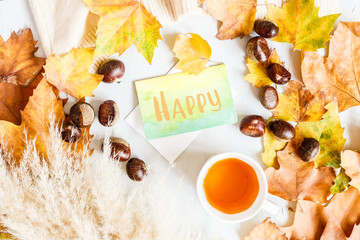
xmin=196 ymin=152 xmax=279 ymax=222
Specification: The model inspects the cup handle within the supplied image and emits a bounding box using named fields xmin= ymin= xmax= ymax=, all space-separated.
xmin=261 ymin=198 xmax=280 ymax=215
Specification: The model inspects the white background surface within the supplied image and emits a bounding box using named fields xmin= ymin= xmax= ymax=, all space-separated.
xmin=1 ymin=0 xmax=360 ymax=239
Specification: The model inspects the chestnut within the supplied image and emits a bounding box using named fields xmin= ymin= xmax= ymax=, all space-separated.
xmin=104 ymin=137 xmax=131 ymax=162
xmin=61 ymin=123 xmax=82 ymax=143
xmin=298 ymin=138 xmax=320 ymax=162
xmin=98 ymin=59 xmax=125 ymax=83
xmin=240 ymin=115 xmax=266 ymax=137
xmin=98 ymin=100 xmax=119 ymax=127
xmin=69 ymin=100 xmax=95 ymax=127
xmin=268 ymin=120 xmax=295 ymax=142
xmin=260 ymin=86 xmax=279 ymax=110
xmin=126 ymin=158 xmax=148 ymax=181
xmin=267 ymin=63 xmax=291 ymax=85
xmin=246 ymin=36 xmax=270 ymax=63
xmin=254 ymin=19 xmax=279 ymax=38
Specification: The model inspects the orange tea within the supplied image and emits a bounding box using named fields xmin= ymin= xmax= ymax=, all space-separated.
xmin=203 ymin=158 xmax=259 ymax=214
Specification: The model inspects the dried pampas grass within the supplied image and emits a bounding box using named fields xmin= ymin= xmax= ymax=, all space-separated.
xmin=0 ymin=120 xmax=207 ymax=240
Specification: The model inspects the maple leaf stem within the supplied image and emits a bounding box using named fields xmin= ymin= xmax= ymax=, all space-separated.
xmin=208 ymin=59 xmax=222 ymax=65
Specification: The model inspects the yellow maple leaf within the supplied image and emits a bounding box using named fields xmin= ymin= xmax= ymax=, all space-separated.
xmin=0 ymin=28 xmax=45 ymax=86
xmin=271 ymin=80 xmax=326 ymax=122
xmin=0 ymin=79 xmax=92 ymax=164
xmin=299 ymin=101 xmax=346 ymax=168
xmin=172 ymin=33 xmax=211 ymax=75
xmin=266 ymin=0 xmax=340 ymax=51
xmin=44 ymin=48 xmax=103 ymax=99
xmin=261 ymin=127 xmax=286 ymax=168
xmin=203 ymin=0 xmax=257 ymax=40
xmin=244 ymin=49 xmax=282 ymax=87
xmin=84 ymin=0 xmax=162 ymax=64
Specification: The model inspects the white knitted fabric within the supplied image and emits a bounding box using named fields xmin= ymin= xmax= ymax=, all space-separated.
xmin=27 ymin=0 xmax=341 ymax=57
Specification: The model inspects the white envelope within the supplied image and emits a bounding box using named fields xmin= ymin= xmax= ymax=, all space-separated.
xmin=125 ymin=105 xmax=201 ymax=164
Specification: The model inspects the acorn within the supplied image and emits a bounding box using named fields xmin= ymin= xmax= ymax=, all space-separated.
xmin=98 ymin=100 xmax=120 ymax=127
xmin=246 ymin=36 xmax=271 ymax=63
xmin=260 ymin=86 xmax=279 ymax=110
xmin=126 ymin=158 xmax=148 ymax=181
xmin=267 ymin=63 xmax=291 ymax=85
xmin=69 ymin=101 xmax=95 ymax=128
xmin=254 ymin=19 xmax=279 ymax=38
xmin=298 ymin=138 xmax=320 ymax=162
xmin=240 ymin=115 xmax=266 ymax=137
xmin=268 ymin=120 xmax=295 ymax=141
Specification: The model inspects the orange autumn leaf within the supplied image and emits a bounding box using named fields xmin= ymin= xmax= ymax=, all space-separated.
xmin=0 ymin=79 xmax=92 ymax=163
xmin=265 ymin=126 xmax=335 ymax=203
xmin=202 ymin=0 xmax=257 ymax=40
xmin=249 ymin=187 xmax=360 ymax=239
xmin=44 ymin=48 xmax=103 ymax=99
xmin=302 ymin=22 xmax=360 ymax=112
xmin=244 ymin=49 xmax=283 ymax=88
xmin=0 ymin=70 xmax=42 ymax=125
xmin=341 ymin=150 xmax=360 ymax=192
xmin=271 ymin=80 xmax=326 ymax=122
xmin=244 ymin=218 xmax=287 ymax=240
xmin=172 ymin=33 xmax=211 ymax=75
xmin=84 ymin=0 xmax=162 ymax=64
xmin=0 ymin=28 xmax=45 ymax=86
xmin=266 ymin=0 xmax=340 ymax=51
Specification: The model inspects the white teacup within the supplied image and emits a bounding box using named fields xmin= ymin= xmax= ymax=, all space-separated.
xmin=196 ymin=152 xmax=279 ymax=223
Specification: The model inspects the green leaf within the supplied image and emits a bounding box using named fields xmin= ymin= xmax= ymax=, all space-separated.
xmin=330 ymin=168 xmax=351 ymax=194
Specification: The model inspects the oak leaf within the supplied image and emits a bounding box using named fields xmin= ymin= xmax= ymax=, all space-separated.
xmin=302 ymin=22 xmax=360 ymax=112
xmin=266 ymin=0 xmax=340 ymax=51
xmin=202 ymin=0 xmax=257 ymax=40
xmin=261 ymin=127 xmax=286 ymax=168
xmin=248 ymin=187 xmax=360 ymax=239
xmin=0 ymin=28 xmax=45 ymax=86
xmin=265 ymin=126 xmax=335 ymax=203
xmin=0 ymin=79 xmax=92 ymax=163
xmin=298 ymin=101 xmax=346 ymax=168
xmin=172 ymin=33 xmax=211 ymax=75
xmin=244 ymin=49 xmax=282 ymax=87
xmin=84 ymin=0 xmax=162 ymax=64
xmin=271 ymin=80 xmax=326 ymax=122
xmin=44 ymin=48 xmax=103 ymax=99
xmin=330 ymin=168 xmax=351 ymax=194
xmin=0 ymin=70 xmax=42 ymax=125
xmin=244 ymin=218 xmax=287 ymax=240
xmin=341 ymin=150 xmax=360 ymax=191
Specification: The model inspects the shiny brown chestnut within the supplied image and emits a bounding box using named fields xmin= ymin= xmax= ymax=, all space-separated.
xmin=61 ymin=123 xmax=82 ymax=143
xmin=254 ymin=19 xmax=279 ymax=38
xmin=69 ymin=101 xmax=95 ymax=128
xmin=126 ymin=158 xmax=148 ymax=181
xmin=246 ymin=36 xmax=271 ymax=63
xmin=267 ymin=63 xmax=291 ymax=85
xmin=98 ymin=100 xmax=120 ymax=127
xmin=260 ymin=86 xmax=279 ymax=110
xmin=298 ymin=138 xmax=320 ymax=162
xmin=106 ymin=137 xmax=131 ymax=162
xmin=240 ymin=115 xmax=266 ymax=137
xmin=98 ymin=59 xmax=125 ymax=83
xmin=268 ymin=120 xmax=295 ymax=141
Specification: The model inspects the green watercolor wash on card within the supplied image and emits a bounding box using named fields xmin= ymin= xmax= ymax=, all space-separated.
xmin=135 ymin=64 xmax=238 ymax=139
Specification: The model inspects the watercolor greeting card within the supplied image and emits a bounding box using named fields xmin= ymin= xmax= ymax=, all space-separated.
xmin=135 ymin=64 xmax=237 ymax=140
